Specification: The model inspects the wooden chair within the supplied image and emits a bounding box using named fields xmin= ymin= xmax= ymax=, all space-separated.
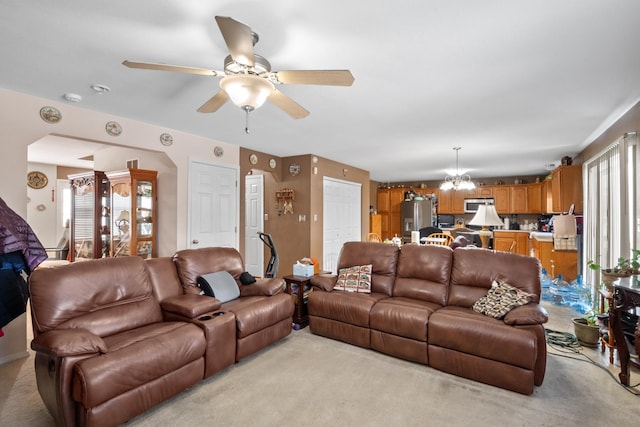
xmin=366 ymin=233 xmax=382 ymax=243
xmin=422 ymin=233 xmax=453 ymax=246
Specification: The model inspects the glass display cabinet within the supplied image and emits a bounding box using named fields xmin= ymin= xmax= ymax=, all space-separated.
xmin=68 ymin=171 xmax=110 ymax=261
xmin=106 ymin=168 xmax=157 ymax=258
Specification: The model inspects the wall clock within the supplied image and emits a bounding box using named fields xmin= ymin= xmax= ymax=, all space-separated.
xmin=39 ymin=106 xmax=61 ymax=123
xmin=27 ymin=171 xmax=48 ymax=189
xmin=105 ymin=121 xmax=122 ymax=136
xmin=249 ymin=154 xmax=258 ymax=165
xmin=288 ymin=163 xmax=300 ymax=176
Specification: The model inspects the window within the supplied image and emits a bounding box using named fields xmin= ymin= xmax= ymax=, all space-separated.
xmin=584 ymin=132 xmax=638 ymax=289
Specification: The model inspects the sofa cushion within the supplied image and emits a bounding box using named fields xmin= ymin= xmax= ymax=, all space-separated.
xmin=335 ymin=242 xmax=399 ymax=296
xmin=472 ymin=280 xmax=535 ymax=319
xmin=448 ymin=248 xmax=541 ymax=308
xmin=428 ymin=306 xmax=537 ymax=370
xmin=370 ymin=297 xmax=441 ymax=341
xmin=333 ymin=264 xmax=372 ymax=293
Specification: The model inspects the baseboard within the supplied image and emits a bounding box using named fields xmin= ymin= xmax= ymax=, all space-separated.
xmin=0 ymin=350 xmax=29 ymax=365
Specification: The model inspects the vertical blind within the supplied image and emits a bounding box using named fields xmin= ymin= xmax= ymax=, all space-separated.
xmin=584 ymin=132 xmax=638 ymax=290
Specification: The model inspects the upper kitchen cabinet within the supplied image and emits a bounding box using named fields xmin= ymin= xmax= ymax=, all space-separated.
xmin=526 ymin=182 xmax=543 ymax=214
xmin=68 ymin=171 xmax=110 ymax=261
xmin=106 ymin=168 xmax=158 ymax=258
xmin=493 ymin=186 xmax=510 ymax=214
xmin=377 ymin=187 xmax=405 ymax=239
xmin=550 ymin=165 xmax=582 ymax=214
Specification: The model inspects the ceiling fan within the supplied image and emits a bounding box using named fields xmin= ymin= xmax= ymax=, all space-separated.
xmin=123 ymin=16 xmax=354 ymax=131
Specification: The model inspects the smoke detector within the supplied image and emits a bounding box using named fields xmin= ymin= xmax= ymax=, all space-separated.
xmin=63 ymin=93 xmax=82 ymax=103
xmin=90 ymin=84 xmax=111 ymax=94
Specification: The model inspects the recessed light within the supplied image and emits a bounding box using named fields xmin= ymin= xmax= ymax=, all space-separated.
xmin=90 ymin=84 xmax=111 ymax=94
xmin=63 ymin=93 xmax=82 ymax=102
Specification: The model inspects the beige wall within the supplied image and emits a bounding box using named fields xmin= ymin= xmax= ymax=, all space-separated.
xmin=239 ymin=149 xmax=370 ymax=276
xmin=0 ymin=87 xmax=238 ymax=363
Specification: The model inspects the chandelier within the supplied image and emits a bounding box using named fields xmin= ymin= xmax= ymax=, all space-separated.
xmin=440 ymin=147 xmax=475 ymax=191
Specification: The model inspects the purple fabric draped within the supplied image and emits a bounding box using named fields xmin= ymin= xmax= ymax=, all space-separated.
xmin=0 ymin=197 xmax=47 ymax=272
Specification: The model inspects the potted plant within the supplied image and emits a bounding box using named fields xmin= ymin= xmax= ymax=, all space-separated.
xmin=587 ymin=249 xmax=640 ymax=290
xmin=572 ymin=310 xmax=600 ymax=347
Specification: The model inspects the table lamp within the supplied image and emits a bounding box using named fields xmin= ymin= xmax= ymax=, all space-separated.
xmin=468 ymin=204 xmax=504 ymax=248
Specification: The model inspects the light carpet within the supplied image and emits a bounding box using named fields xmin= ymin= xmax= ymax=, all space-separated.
xmin=1 ymin=302 xmax=638 ymax=426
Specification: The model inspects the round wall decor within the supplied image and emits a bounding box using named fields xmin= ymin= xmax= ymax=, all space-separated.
xmin=39 ymin=106 xmax=61 ymax=123
xmin=249 ymin=154 xmax=258 ymax=165
xmin=214 ymin=146 xmax=224 ymax=157
xmin=269 ymin=158 xmax=277 ymax=169
xmin=160 ymin=133 xmax=173 ymax=146
xmin=288 ymin=163 xmax=300 ymax=176
xmin=27 ymin=171 xmax=48 ymax=189
xmin=105 ymin=121 xmax=122 ymax=136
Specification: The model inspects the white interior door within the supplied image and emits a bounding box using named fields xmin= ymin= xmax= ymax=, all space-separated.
xmin=188 ymin=159 xmax=238 ymax=249
xmin=244 ymin=174 xmax=264 ymax=276
xmin=323 ymin=177 xmax=362 ymax=273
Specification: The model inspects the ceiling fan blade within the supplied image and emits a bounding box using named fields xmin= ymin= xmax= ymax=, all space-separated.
xmin=275 ymin=70 xmax=355 ymax=86
xmin=268 ymin=90 xmax=310 ymax=119
xmin=197 ymin=91 xmax=229 ymax=113
xmin=215 ymin=16 xmax=255 ymax=67
xmin=122 ymin=60 xmax=218 ymax=76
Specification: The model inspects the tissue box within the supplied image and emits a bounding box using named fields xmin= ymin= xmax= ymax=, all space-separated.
xmin=293 ymin=264 xmax=314 ymax=277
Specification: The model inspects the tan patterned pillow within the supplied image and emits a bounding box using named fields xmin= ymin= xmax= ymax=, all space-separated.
xmin=333 ymin=264 xmax=372 ymax=293
xmin=472 ymin=279 xmax=535 ymax=319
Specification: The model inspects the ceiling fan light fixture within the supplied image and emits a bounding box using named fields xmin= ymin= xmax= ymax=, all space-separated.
xmin=220 ymin=74 xmax=274 ymax=110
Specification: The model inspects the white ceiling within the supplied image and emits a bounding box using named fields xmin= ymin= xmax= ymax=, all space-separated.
xmin=4 ymin=1 xmax=640 ymax=182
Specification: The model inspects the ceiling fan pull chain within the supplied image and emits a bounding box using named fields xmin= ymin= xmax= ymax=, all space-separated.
xmin=245 ymin=108 xmax=251 ymax=134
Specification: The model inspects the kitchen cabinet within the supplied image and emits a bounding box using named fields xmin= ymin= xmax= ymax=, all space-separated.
xmin=106 ymin=168 xmax=158 ymax=258
xmin=493 ymin=230 xmax=530 ymax=256
xmin=68 ymin=171 xmax=110 ymax=261
xmin=369 ymin=214 xmax=382 ymax=237
xmin=551 ymin=165 xmax=582 ymax=214
xmin=527 ymin=182 xmax=543 ymax=214
xmin=530 ymin=236 xmax=578 ymax=282
xmin=493 ymin=186 xmax=510 ymax=214
xmin=510 ymin=186 xmax=528 ymax=213
xmin=437 ymin=187 xmax=475 ymax=214
xmin=377 ymin=188 xmax=404 ymax=239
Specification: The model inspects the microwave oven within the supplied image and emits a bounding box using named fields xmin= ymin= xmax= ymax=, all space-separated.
xmin=464 ymin=198 xmax=495 ymax=213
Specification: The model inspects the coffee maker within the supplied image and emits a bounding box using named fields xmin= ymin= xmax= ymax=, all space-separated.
xmin=537 ymin=214 xmax=553 ymax=232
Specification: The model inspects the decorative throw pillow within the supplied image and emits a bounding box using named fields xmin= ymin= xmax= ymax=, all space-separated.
xmin=472 ymin=279 xmax=535 ymax=319
xmin=333 ymin=264 xmax=372 ymax=293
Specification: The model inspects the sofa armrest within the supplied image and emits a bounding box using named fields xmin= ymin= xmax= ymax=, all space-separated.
xmin=310 ymin=274 xmax=338 ymax=292
xmin=31 ymin=329 xmax=107 ymax=357
xmin=161 ymin=294 xmax=222 ymax=318
xmin=239 ymin=277 xmax=284 ymax=297
xmin=503 ymin=303 xmax=549 ymax=326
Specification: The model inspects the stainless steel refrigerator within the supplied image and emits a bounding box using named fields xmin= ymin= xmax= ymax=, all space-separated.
xmin=401 ymin=199 xmax=433 ymax=243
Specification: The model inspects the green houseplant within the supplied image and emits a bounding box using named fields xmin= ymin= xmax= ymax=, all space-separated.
xmin=572 ymin=310 xmax=600 ymax=347
xmin=587 ymin=249 xmax=640 ymax=290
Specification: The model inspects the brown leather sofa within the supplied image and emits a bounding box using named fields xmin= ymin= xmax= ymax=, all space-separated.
xmin=29 ymin=247 xmax=293 ymax=427
xmin=308 ymin=242 xmax=548 ymax=395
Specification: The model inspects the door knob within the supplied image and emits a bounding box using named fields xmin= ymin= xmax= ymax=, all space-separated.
xmin=192 ymin=239 xmax=199 ymax=244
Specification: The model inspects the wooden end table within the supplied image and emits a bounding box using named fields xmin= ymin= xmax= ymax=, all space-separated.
xmin=284 ymin=275 xmax=313 ymax=329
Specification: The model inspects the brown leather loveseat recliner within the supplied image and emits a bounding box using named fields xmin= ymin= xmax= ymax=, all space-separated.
xmin=29 ymin=247 xmax=294 ymax=427
xmin=308 ymin=242 xmax=548 ymax=395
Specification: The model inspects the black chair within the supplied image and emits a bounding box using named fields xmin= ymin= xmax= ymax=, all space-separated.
xmin=419 ymin=227 xmax=442 ymax=238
